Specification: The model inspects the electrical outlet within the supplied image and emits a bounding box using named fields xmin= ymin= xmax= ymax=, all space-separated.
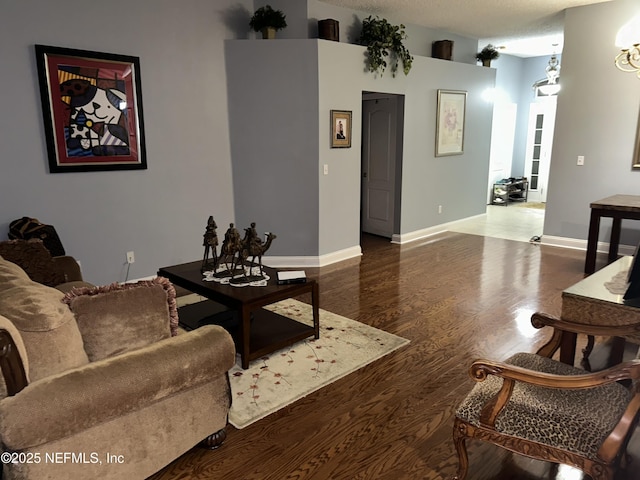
xmin=126 ymin=251 xmax=135 ymax=264
xmin=323 ymin=164 xmax=329 ymax=175
xmin=577 ymin=155 xmax=585 ymax=166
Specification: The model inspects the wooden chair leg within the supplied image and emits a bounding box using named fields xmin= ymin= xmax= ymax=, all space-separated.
xmin=452 ymin=419 xmax=469 ymax=480
xmin=199 ymin=428 xmax=227 ymax=450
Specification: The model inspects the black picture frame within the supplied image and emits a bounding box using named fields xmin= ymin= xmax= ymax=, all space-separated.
xmin=35 ymin=44 xmax=147 ymax=173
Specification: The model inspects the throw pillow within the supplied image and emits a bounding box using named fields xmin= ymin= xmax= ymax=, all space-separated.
xmin=62 ymin=277 xmax=179 ymax=362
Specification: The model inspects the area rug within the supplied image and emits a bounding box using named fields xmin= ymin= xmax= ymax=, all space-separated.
xmin=512 ymin=201 xmax=545 ymax=209
xmin=228 ymin=299 xmax=410 ymax=429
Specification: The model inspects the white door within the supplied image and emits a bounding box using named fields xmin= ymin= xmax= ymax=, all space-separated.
xmin=524 ymin=99 xmax=557 ymax=203
xmin=487 ymin=103 xmax=517 ymax=204
xmin=361 ymin=96 xmax=397 ymax=237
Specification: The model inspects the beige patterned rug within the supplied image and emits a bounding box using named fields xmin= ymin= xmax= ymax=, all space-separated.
xmin=512 ymin=201 xmax=545 ymax=209
xmin=228 ymin=299 xmax=409 ymax=429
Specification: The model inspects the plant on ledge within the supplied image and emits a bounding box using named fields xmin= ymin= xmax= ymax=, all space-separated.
xmin=357 ymin=16 xmax=413 ymax=77
xmin=476 ymin=44 xmax=500 ymax=67
xmin=249 ymin=4 xmax=287 ymax=39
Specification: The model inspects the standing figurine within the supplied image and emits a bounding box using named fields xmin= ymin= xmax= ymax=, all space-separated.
xmin=201 ymin=216 xmax=219 ymax=272
xmin=219 ymin=222 xmax=241 ymax=274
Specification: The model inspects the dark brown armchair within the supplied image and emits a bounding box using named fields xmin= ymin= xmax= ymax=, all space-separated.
xmin=452 ymin=312 xmax=640 ymax=480
xmin=0 ymin=238 xmax=91 ymax=291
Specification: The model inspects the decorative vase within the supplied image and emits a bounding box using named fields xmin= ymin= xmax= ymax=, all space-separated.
xmin=261 ymin=27 xmax=276 ymax=39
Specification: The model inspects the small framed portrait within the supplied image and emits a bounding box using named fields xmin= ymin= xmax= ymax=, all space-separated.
xmin=331 ymin=110 xmax=352 ymax=148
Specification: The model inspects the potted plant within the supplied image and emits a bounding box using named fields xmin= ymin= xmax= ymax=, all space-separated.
xmin=476 ymin=44 xmax=500 ymax=67
xmin=357 ymin=16 xmax=413 ymax=77
xmin=249 ymin=5 xmax=287 ymax=39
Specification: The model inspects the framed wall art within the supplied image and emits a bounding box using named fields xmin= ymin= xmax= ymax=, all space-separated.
xmin=435 ymin=89 xmax=466 ymax=157
xmin=331 ymin=110 xmax=352 ymax=148
xmin=35 ymin=44 xmax=147 ymax=173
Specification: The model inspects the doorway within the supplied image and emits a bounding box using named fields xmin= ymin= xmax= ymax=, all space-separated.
xmin=361 ymin=92 xmax=405 ymax=240
xmin=524 ymin=98 xmax=557 ymax=203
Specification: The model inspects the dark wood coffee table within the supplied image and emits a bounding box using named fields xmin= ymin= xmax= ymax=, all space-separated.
xmin=158 ymin=262 xmax=319 ymax=369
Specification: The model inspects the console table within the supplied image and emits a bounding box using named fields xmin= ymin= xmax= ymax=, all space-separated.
xmin=158 ymin=262 xmax=319 ymax=369
xmin=559 ymin=255 xmax=640 ymax=366
xmin=584 ymin=194 xmax=640 ymax=274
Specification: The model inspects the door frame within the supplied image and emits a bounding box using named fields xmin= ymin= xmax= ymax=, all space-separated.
xmin=360 ymin=92 xmax=405 ymax=240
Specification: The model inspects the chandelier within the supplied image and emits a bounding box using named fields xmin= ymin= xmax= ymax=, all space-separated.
xmin=615 ymin=15 xmax=640 ymax=77
xmin=533 ymin=52 xmax=561 ymax=96
xmin=615 ymin=46 xmax=640 ymax=77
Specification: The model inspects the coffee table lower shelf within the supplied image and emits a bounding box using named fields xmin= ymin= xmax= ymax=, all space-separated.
xmin=178 ymin=300 xmax=317 ymax=366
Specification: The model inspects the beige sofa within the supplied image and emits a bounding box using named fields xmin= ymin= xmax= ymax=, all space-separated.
xmin=0 ymin=256 xmax=235 ymax=479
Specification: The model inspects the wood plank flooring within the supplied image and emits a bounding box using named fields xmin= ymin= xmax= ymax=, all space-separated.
xmin=149 ymin=232 xmax=640 ymax=480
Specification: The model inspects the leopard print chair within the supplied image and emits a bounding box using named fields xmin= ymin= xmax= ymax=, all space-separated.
xmin=452 ymin=313 xmax=640 ymax=480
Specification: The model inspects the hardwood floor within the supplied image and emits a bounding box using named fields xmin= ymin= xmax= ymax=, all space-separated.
xmin=150 ymin=232 xmax=640 ymax=480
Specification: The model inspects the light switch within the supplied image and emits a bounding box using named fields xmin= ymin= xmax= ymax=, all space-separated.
xmin=323 ymin=164 xmax=329 ymax=175
xmin=577 ymin=156 xmax=585 ymax=166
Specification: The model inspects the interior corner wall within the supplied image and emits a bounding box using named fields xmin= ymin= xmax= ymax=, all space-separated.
xmin=225 ymin=40 xmax=320 ymax=256
xmin=0 ymin=0 xmax=247 ymax=285
xmin=543 ymin=0 xmax=640 ymax=245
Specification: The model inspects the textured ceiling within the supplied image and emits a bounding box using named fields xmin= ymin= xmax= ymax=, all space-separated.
xmin=319 ymin=0 xmax=612 ymax=57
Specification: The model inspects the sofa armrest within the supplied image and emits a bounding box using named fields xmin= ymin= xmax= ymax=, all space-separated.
xmin=0 ymin=330 xmax=28 ymax=396
xmin=0 ymin=325 xmax=235 ymax=450
xmin=0 ymin=315 xmax=29 ymax=396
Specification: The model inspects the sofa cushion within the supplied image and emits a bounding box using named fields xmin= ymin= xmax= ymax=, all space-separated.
xmin=62 ymin=277 xmax=178 ymax=362
xmin=0 ymin=258 xmax=89 ymax=383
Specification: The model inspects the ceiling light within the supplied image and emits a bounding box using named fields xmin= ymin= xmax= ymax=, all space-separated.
xmin=532 ymin=50 xmax=561 ymax=96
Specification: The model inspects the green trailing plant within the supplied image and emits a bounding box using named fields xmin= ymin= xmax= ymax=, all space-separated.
xmin=357 ymin=16 xmax=413 ymax=77
xmin=249 ymin=5 xmax=287 ymax=32
xmin=476 ymin=44 xmax=500 ymax=63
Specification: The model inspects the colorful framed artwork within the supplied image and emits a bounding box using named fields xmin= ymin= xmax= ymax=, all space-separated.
xmin=435 ymin=89 xmax=466 ymax=157
xmin=331 ymin=110 xmax=352 ymax=148
xmin=35 ymin=45 xmax=147 ymax=173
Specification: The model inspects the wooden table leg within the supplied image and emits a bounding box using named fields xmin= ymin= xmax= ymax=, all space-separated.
xmin=608 ymin=336 xmax=626 ymax=366
xmin=559 ymin=331 xmax=577 ymax=366
xmin=241 ymin=305 xmax=251 ymax=369
xmin=585 ymin=209 xmax=601 ymax=274
xmin=608 ymin=217 xmax=622 ymax=264
xmin=312 ymin=282 xmax=320 ymax=339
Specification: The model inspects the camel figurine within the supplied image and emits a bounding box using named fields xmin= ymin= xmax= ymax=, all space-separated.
xmin=232 ymin=223 xmax=276 ymax=283
xmin=216 ymin=223 xmax=242 ymax=276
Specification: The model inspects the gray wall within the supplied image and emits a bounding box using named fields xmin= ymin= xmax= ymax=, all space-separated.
xmin=225 ymin=40 xmax=320 ymax=256
xmin=0 ymin=0 xmax=251 ymax=285
xmin=544 ymin=0 xmax=640 ymax=246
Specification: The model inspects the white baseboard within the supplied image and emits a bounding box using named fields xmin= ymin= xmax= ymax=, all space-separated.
xmin=540 ymin=235 xmax=636 ymax=256
xmin=264 ymin=245 xmax=362 ymax=268
xmin=391 ymin=214 xmax=486 ymax=244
